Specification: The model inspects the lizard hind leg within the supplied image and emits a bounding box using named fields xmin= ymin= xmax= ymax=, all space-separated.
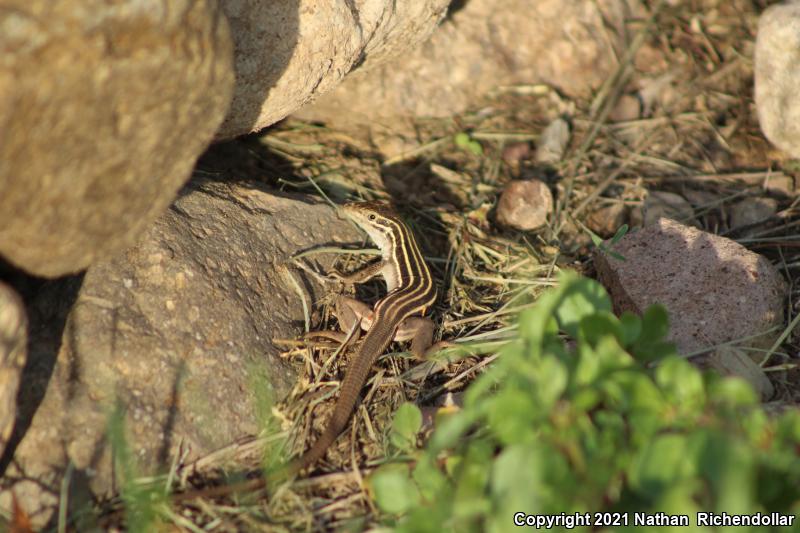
xmin=394 ymin=316 xmax=434 ymax=358
xmin=334 ymin=295 xmax=374 ymax=333
xmin=395 ymin=316 xmax=453 ymax=359
xmin=304 ymin=295 xmax=373 ymax=349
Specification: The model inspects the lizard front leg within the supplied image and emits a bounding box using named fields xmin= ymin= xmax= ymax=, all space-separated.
xmin=394 ymin=316 xmax=451 ymax=358
xmin=329 ymin=259 xmax=385 ymax=284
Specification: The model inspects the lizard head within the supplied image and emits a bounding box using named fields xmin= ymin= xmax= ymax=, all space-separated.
xmin=341 ymin=201 xmax=404 ymax=254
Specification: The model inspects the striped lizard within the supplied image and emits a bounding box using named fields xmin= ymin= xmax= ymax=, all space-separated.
xmin=292 ymin=200 xmax=439 ymax=471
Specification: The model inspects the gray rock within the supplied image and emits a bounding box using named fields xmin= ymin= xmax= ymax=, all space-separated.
xmin=535 ymin=118 xmax=571 ymax=165
xmin=0 ymin=0 xmax=234 ymax=277
xmin=755 ymin=1 xmax=800 ymax=158
xmin=595 ymin=218 xmax=786 ymax=356
xmin=643 ymin=191 xmax=694 ymax=226
xmin=0 ymin=181 xmax=359 ymax=525
xmin=701 ymin=347 xmax=774 ymax=401
xmin=0 ymin=283 xmax=26 ymax=458
xmin=729 ymin=197 xmax=778 ymax=231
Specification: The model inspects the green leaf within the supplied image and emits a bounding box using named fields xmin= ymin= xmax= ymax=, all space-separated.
xmin=579 ymin=311 xmax=623 ymax=346
xmin=453 ymin=440 xmax=493 ymax=520
xmin=593 ymin=334 xmax=633 ymax=369
xmin=623 ymin=372 xmax=664 ymax=413
xmin=655 ymin=357 xmax=705 ymax=412
xmin=588 ymin=229 xmax=604 ymax=247
xmin=536 ymin=355 xmax=568 ymax=409
xmin=491 ymin=445 xmax=542 ymax=514
xmin=454 ymin=132 xmax=471 ymax=148
xmin=573 ymin=342 xmax=600 ymax=386
xmin=610 ymin=224 xmax=629 ymax=244
xmin=707 ymin=376 xmax=758 ymax=408
xmin=619 ymin=312 xmax=642 ymax=346
xmin=651 ymin=487 xmax=706 ymax=532
xmin=467 ymin=140 xmax=484 ymax=156
xmin=634 ymin=340 xmax=677 ymax=363
xmin=596 ymin=246 xmax=627 ymax=261
xmin=247 ymin=362 xmax=285 ymax=470
xmin=107 ymin=402 xmax=164 ymax=533
xmin=571 ymin=387 xmax=601 ymax=411
xmin=631 ymin=305 xmax=674 ymax=362
xmin=391 ymin=403 xmax=423 ymax=451
xmin=370 ymin=463 xmax=421 ymax=514
xmin=639 ymin=304 xmax=670 ymax=344
xmin=464 ymin=363 xmax=504 ymax=408
xmin=697 ymin=431 xmax=754 ymax=512
xmin=487 ymin=388 xmax=537 ymax=445
xmin=554 ymin=276 xmax=612 ymax=338
xmin=429 ymin=409 xmax=478 ymax=454
xmin=518 ymin=293 xmax=559 ymax=348
xmin=413 ymin=455 xmax=449 ymax=502
xmin=629 ymin=434 xmax=696 ymax=496
xmin=398 ymin=507 xmax=449 ymax=533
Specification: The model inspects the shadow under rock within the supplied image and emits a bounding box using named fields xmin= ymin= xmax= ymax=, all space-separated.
xmin=380 ymin=158 xmax=473 ymax=209
xmin=195 ymin=131 xmax=300 ymax=187
xmin=0 ymin=265 xmax=85 ymax=477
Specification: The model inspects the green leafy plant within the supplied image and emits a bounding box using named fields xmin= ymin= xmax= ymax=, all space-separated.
xmin=454 ymin=132 xmax=484 ymax=156
xmin=369 ymin=272 xmax=800 ymax=532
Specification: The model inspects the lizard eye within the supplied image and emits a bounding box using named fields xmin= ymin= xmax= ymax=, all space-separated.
xmin=368 ymin=214 xmax=377 ymax=221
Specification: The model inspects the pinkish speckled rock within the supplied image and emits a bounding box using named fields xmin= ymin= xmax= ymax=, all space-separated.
xmin=595 ymin=218 xmax=786 ymax=355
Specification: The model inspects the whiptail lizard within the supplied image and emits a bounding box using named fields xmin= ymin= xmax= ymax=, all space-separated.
xmin=292 ymin=200 xmax=438 ymax=471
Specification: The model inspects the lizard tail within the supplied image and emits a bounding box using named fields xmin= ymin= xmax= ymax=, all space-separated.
xmin=291 ymin=319 xmax=397 ymax=473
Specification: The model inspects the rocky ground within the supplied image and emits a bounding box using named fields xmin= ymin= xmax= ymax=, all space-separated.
xmin=2 ymin=0 xmax=799 ymax=531
xmin=155 ymin=2 xmax=799 ymax=529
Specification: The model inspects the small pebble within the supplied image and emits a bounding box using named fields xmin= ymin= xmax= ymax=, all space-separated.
xmin=639 ymin=73 xmax=676 ymax=115
xmin=702 ymin=347 xmax=774 ymax=401
xmin=374 ymin=133 xmax=417 ymax=159
xmin=643 ymin=190 xmax=694 ymax=226
xmin=495 ymin=179 xmax=553 ymax=231
xmin=730 ymin=197 xmax=778 ymax=230
xmin=541 ymin=245 xmax=560 ymax=256
xmin=764 ymin=174 xmax=795 ymax=197
xmin=608 ymin=94 xmax=642 ymax=122
xmin=502 ymin=142 xmax=531 ymax=165
xmin=586 ymin=203 xmax=627 ymax=238
xmin=535 ymin=118 xmax=570 ymax=164
xmin=682 ymin=189 xmax=720 ymax=209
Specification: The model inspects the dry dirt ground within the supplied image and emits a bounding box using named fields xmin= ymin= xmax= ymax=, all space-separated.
xmin=94 ymin=1 xmax=800 ymax=531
